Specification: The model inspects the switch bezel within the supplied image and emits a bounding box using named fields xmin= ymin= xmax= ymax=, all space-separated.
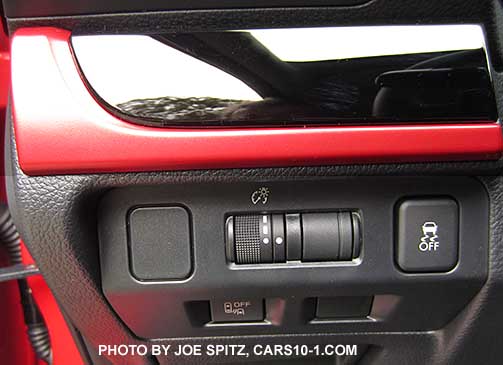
xmin=99 ymin=177 xmax=488 ymax=339
xmin=396 ymin=198 xmax=459 ymax=273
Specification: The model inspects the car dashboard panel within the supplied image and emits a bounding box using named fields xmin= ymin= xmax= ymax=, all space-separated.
xmin=2 ymin=1 xmax=503 ymax=365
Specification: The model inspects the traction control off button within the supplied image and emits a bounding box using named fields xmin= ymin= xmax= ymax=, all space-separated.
xmin=396 ymin=198 xmax=458 ymax=272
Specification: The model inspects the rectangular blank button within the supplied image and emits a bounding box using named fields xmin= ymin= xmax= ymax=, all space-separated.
xmin=316 ymin=296 xmax=373 ymax=319
xmin=129 ymin=206 xmax=191 ymax=280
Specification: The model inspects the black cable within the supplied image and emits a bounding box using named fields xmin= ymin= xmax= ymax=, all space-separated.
xmin=0 ymin=204 xmax=52 ymax=364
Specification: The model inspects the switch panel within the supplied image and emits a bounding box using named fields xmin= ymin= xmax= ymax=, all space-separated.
xmin=226 ymin=212 xmax=361 ymax=264
xmin=99 ymin=178 xmax=488 ymax=339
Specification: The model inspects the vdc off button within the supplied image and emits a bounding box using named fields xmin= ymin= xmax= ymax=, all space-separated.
xmin=396 ymin=198 xmax=458 ymax=273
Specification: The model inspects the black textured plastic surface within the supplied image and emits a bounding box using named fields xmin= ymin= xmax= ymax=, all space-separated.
xmin=3 ymin=0 xmax=370 ymax=18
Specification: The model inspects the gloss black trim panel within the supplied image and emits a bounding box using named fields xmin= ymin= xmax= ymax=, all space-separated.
xmin=73 ymin=26 xmax=498 ymax=128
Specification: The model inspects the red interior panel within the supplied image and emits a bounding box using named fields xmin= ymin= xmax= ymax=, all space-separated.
xmin=0 ymin=24 xmax=81 ymax=363
xmin=10 ymin=27 xmax=503 ymax=176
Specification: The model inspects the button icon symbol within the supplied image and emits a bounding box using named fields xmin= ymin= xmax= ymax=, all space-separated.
xmin=223 ymin=301 xmax=252 ymax=316
xmin=418 ymin=221 xmax=439 ymax=252
xmin=251 ymin=187 xmax=270 ymax=205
